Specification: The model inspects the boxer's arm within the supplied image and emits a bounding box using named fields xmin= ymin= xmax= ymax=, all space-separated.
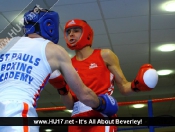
xmin=0 ymin=38 xmax=11 ymax=49
xmin=49 ymin=71 xmax=74 ymax=109
xmin=60 ymin=92 xmax=74 ymax=109
xmin=101 ymin=49 xmax=158 ymax=94
xmin=49 ymin=70 xmax=68 ymax=95
xmin=101 ymin=49 xmax=133 ymax=95
xmin=0 ymin=38 xmax=11 ymax=43
xmin=59 ymin=51 xmax=100 ymax=108
xmin=48 ymin=44 xmax=100 ymax=108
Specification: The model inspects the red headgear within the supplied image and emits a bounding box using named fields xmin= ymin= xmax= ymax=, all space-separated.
xmin=64 ymin=19 xmax=94 ymax=50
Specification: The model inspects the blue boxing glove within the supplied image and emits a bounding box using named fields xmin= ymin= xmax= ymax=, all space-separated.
xmin=93 ymin=94 xmax=118 ymax=116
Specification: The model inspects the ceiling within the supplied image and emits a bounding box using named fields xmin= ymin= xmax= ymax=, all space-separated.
xmin=0 ymin=0 xmax=175 ymax=131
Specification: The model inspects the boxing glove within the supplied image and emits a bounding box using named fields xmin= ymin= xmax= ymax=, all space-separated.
xmin=49 ymin=70 xmax=68 ymax=95
xmin=131 ymin=64 xmax=158 ymax=92
xmin=93 ymin=94 xmax=118 ymax=116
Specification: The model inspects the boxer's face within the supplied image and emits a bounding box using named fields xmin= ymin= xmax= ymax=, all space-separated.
xmin=65 ymin=27 xmax=82 ymax=46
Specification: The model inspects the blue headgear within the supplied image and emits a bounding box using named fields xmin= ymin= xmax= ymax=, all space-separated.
xmin=23 ymin=6 xmax=59 ymax=44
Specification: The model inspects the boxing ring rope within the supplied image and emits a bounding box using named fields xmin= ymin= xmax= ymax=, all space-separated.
xmin=36 ymin=97 xmax=175 ymax=132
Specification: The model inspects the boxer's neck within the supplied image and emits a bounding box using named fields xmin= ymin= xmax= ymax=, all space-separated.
xmin=75 ymin=46 xmax=94 ymax=61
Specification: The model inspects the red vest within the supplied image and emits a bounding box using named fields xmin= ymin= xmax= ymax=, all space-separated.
xmin=69 ymin=49 xmax=114 ymax=101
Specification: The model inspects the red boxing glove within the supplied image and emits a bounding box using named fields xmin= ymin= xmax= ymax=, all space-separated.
xmin=131 ymin=64 xmax=158 ymax=92
xmin=49 ymin=73 xmax=68 ymax=95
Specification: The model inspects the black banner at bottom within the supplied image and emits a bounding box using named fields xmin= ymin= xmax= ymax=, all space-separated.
xmin=0 ymin=117 xmax=175 ymax=126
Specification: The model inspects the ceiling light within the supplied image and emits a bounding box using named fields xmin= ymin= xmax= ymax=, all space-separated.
xmin=45 ymin=129 xmax=52 ymax=132
xmin=132 ymin=104 xmax=145 ymax=108
xmin=158 ymin=44 xmax=175 ymax=52
xmin=157 ymin=70 xmax=173 ymax=75
xmin=65 ymin=110 xmax=73 ymax=113
xmin=163 ymin=1 xmax=175 ymax=12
